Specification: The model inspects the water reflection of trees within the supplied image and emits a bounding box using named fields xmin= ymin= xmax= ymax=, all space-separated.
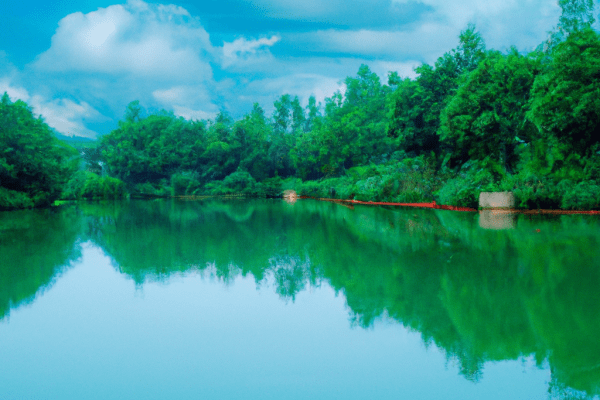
xmin=0 ymin=207 xmax=82 ymax=319
xmin=3 ymin=199 xmax=600 ymax=398
xmin=79 ymin=200 xmax=600 ymax=395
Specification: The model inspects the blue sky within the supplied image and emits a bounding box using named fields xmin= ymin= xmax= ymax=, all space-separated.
xmin=0 ymin=0 xmax=566 ymax=138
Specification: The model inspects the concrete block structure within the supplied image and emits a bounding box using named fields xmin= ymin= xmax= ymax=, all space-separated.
xmin=479 ymin=191 xmax=515 ymax=210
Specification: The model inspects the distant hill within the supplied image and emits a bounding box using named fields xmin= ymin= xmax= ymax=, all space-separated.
xmin=54 ymin=133 xmax=97 ymax=148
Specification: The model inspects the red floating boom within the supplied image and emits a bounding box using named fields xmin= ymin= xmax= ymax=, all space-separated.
xmin=299 ymin=197 xmax=600 ymax=214
xmin=300 ymin=197 xmax=477 ymax=212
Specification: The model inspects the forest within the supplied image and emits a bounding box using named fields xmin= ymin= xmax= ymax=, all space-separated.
xmin=1 ymin=0 xmax=599 ymax=211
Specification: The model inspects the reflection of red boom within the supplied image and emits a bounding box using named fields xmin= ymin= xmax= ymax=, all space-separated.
xmin=299 ymin=196 xmax=600 ymax=214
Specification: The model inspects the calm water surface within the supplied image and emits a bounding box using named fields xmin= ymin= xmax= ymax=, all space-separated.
xmin=1 ymin=199 xmax=599 ymax=399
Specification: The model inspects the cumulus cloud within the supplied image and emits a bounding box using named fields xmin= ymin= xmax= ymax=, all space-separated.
xmin=370 ymin=60 xmax=421 ymax=80
xmin=32 ymin=0 xmax=214 ymax=80
xmin=221 ymin=36 xmax=280 ymax=68
xmin=152 ymin=84 xmax=218 ymax=120
xmin=172 ymin=106 xmax=217 ymax=121
xmin=240 ymin=0 xmax=432 ymax=29
xmin=275 ymin=0 xmax=560 ymax=64
xmin=29 ymin=96 xmax=102 ymax=138
xmin=291 ymin=25 xmax=456 ymax=63
xmin=0 ymin=78 xmax=30 ymax=102
xmin=21 ymin=0 xmax=224 ymax=133
xmin=394 ymin=0 xmax=561 ymax=52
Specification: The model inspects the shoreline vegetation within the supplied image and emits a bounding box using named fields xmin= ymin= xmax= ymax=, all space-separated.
xmin=2 ymin=2 xmax=600 ymax=212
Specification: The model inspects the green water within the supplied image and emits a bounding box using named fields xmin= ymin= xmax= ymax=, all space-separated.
xmin=1 ymin=199 xmax=599 ymax=399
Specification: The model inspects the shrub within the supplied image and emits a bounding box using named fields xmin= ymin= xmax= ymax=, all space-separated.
xmin=222 ymin=170 xmax=257 ymax=194
xmin=507 ymin=175 xmax=562 ymax=209
xmin=62 ymin=171 xmax=127 ymax=200
xmin=0 ymin=187 xmax=35 ymax=210
xmin=100 ymin=176 xmax=127 ymax=199
xmin=435 ymin=162 xmax=499 ymax=208
xmin=134 ymin=182 xmax=169 ymax=196
xmin=170 ymin=171 xmax=201 ymax=196
xmin=560 ymin=180 xmax=600 ymax=210
xmin=61 ymin=170 xmax=88 ymax=200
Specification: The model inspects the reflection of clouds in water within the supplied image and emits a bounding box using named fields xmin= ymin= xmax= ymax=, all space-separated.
xmin=269 ymin=254 xmax=314 ymax=301
xmin=195 ymin=261 xmax=241 ymax=286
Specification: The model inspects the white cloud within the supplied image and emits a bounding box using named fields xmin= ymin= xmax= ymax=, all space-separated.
xmin=152 ymin=86 xmax=188 ymax=104
xmin=152 ymin=84 xmax=218 ymax=121
xmin=370 ymin=61 xmax=421 ymax=80
xmin=294 ymin=25 xmax=457 ymax=63
xmin=172 ymin=106 xmax=216 ymax=121
xmin=29 ymin=96 xmax=101 ymax=138
xmin=0 ymin=79 xmax=30 ymax=102
xmin=21 ymin=0 xmax=221 ymax=133
xmin=152 ymin=84 xmax=213 ymax=106
xmin=278 ymin=0 xmax=560 ymax=63
xmin=402 ymin=0 xmax=561 ymax=53
xmin=32 ymin=0 xmax=214 ymax=80
xmin=222 ymin=36 xmax=280 ymax=68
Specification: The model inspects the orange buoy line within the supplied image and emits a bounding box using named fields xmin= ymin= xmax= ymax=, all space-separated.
xmin=300 ymin=196 xmax=477 ymax=212
xmin=299 ymin=196 xmax=600 ymax=214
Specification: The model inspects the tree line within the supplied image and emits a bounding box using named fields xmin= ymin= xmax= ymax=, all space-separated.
xmin=1 ymin=0 xmax=599 ymax=210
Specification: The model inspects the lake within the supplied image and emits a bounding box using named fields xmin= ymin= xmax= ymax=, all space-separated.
xmin=1 ymin=199 xmax=599 ymax=400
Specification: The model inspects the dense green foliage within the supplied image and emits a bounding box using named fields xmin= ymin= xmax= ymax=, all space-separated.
xmin=93 ymin=3 xmax=600 ymax=209
xmin=0 ymin=94 xmax=78 ymax=209
xmin=439 ymin=49 xmax=542 ymax=174
xmin=2 ymin=0 xmax=599 ymax=210
xmin=388 ymin=24 xmax=487 ymax=160
xmin=62 ymin=171 xmax=127 ymax=200
xmin=0 ymin=94 xmax=128 ymax=209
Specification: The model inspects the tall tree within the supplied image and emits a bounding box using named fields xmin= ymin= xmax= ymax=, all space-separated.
xmin=290 ymin=96 xmax=306 ymax=134
xmin=388 ymin=24 xmax=486 ymax=159
xmin=544 ymin=0 xmax=596 ymax=52
xmin=312 ymin=64 xmax=392 ymax=175
xmin=439 ymin=49 xmax=542 ymax=173
xmin=304 ymin=95 xmax=321 ymax=133
xmin=236 ymin=103 xmax=272 ymax=181
xmin=558 ymin=0 xmax=596 ymax=33
xmin=272 ymin=94 xmax=292 ymax=135
xmin=269 ymin=95 xmax=296 ymax=176
xmin=291 ymin=97 xmax=323 ymax=180
xmin=0 ymin=93 xmax=78 ymax=209
xmin=528 ymin=28 xmax=600 ymax=156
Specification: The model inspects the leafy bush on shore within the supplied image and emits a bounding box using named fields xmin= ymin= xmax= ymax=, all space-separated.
xmin=62 ymin=171 xmax=127 ymax=200
xmin=0 ymin=187 xmax=35 ymax=210
xmin=293 ymin=155 xmax=443 ymax=203
xmin=171 ymin=172 xmax=201 ymax=196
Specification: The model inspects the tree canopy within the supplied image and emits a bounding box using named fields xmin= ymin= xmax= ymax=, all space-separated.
xmin=0 ymin=93 xmax=78 ymax=209
xmin=3 ymin=0 xmax=600 ymax=210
